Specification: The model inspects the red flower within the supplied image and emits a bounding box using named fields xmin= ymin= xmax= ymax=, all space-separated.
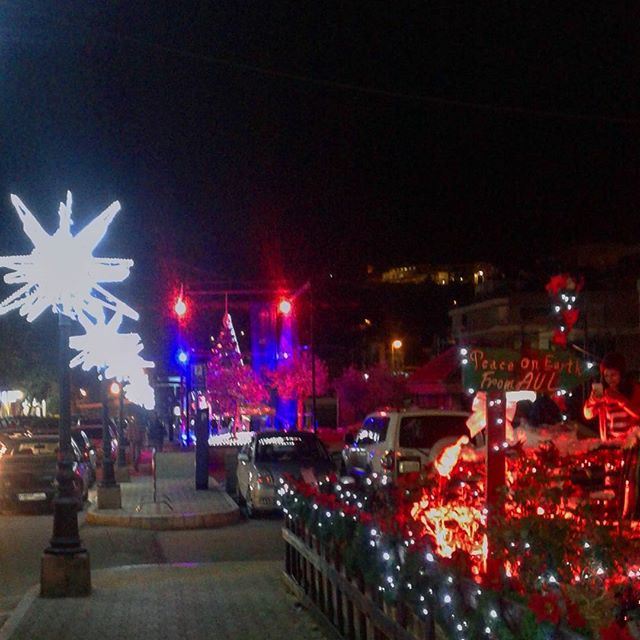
xmin=552 ymin=328 xmax=568 ymax=347
xmin=528 ymin=592 xmax=562 ymax=625
xmin=599 ymin=621 xmax=634 ymax=640
xmin=546 ymin=274 xmax=569 ymax=296
xmin=561 ymin=308 xmax=580 ymax=331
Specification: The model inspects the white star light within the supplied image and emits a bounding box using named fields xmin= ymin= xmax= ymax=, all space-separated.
xmin=69 ymin=313 xmax=154 ymax=382
xmin=0 ymin=192 xmax=137 ymax=322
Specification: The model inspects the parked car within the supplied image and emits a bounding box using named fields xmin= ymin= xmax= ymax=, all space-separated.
xmin=236 ymin=430 xmax=335 ymax=516
xmin=70 ymin=429 xmax=98 ymax=484
xmin=18 ymin=420 xmax=98 ymax=486
xmin=341 ymin=409 xmax=475 ymax=484
xmin=0 ymin=433 xmax=91 ymax=511
xmin=75 ymin=419 xmax=118 ymax=462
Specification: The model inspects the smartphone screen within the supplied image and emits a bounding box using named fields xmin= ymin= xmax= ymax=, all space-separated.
xmin=592 ymin=382 xmax=604 ymax=397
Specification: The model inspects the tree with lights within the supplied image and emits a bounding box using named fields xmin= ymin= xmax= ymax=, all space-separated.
xmin=206 ymin=312 xmax=267 ymax=436
xmin=268 ymin=349 xmax=328 ymax=430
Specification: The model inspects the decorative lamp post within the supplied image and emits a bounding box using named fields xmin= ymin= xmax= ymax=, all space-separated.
xmin=0 ymin=191 xmax=137 ymax=597
xmin=109 ymin=381 xmax=129 ymax=482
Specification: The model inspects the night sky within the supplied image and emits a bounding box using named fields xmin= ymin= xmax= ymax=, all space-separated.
xmin=0 ymin=3 xmax=638 ymax=298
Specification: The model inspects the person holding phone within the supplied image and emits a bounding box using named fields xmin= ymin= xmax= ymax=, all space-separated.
xmin=583 ymin=352 xmax=640 ymax=443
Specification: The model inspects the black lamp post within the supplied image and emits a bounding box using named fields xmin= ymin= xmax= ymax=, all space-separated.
xmin=99 ymin=378 xmax=117 ymax=487
xmin=41 ymin=313 xmax=90 ymax=596
xmin=117 ymin=383 xmax=127 ymax=468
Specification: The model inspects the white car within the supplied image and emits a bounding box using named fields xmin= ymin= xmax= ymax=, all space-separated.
xmin=341 ymin=409 xmax=474 ymax=483
xmin=236 ymin=431 xmax=335 ymax=516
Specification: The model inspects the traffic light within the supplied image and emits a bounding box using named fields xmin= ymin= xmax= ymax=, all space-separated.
xmin=278 ymin=298 xmax=292 ymax=315
xmin=174 ymin=285 xmax=188 ymax=320
xmin=174 ymin=297 xmax=187 ymax=318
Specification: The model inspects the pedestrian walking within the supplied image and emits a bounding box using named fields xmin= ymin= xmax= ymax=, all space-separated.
xmin=127 ymin=419 xmax=146 ymax=471
xmin=150 ymin=414 xmax=165 ymax=452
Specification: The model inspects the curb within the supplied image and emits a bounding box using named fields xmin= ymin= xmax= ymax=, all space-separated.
xmin=85 ymin=504 xmax=241 ymax=530
xmin=0 ymin=585 xmax=38 ymax=640
xmin=85 ymin=473 xmax=243 ymax=530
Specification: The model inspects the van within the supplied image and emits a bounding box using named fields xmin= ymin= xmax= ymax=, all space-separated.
xmin=341 ymin=409 xmax=473 ymax=483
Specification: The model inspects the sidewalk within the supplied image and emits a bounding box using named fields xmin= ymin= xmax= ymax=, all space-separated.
xmin=0 ymin=561 xmax=337 ymax=640
xmin=0 ymin=451 xmax=337 ymax=640
xmin=86 ymin=451 xmax=241 ymax=530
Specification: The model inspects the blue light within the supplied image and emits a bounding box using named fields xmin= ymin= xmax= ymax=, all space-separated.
xmin=176 ymin=349 xmax=189 ymax=365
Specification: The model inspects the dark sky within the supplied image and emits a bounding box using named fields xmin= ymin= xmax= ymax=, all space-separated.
xmin=0 ymin=2 xmax=638 ymax=289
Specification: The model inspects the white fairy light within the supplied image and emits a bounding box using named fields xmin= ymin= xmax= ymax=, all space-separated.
xmin=0 ymin=192 xmax=136 ymax=322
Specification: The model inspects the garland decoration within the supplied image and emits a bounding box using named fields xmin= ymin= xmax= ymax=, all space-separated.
xmin=279 ymin=433 xmax=640 ymax=639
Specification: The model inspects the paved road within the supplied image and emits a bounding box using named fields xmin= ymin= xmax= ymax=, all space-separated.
xmin=0 ymin=503 xmax=283 ymax=628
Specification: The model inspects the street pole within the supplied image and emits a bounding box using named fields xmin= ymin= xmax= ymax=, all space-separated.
xmin=185 ymin=361 xmax=192 ymax=446
xmin=96 ymin=377 xmax=121 ymax=509
xmin=485 ymin=390 xmax=507 ymax=581
xmin=310 ymin=284 xmax=317 ymax=433
xmin=117 ymin=385 xmax=126 ymax=467
xmin=41 ymin=313 xmax=90 ymax=597
xmin=100 ymin=378 xmax=117 ymax=487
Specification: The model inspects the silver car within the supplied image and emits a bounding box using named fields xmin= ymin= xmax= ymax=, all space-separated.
xmin=236 ymin=431 xmax=334 ymax=516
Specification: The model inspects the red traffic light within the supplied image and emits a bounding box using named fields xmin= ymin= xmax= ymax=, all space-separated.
xmin=174 ymin=297 xmax=187 ymax=318
xmin=278 ymin=298 xmax=292 ymax=315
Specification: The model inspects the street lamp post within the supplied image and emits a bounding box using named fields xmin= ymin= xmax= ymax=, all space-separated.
xmin=112 ymin=381 xmax=130 ymax=483
xmin=96 ymin=377 xmax=121 ymax=509
xmin=41 ymin=313 xmax=90 ymax=596
xmin=100 ymin=379 xmax=117 ymax=486
xmin=117 ymin=383 xmax=127 ymax=467
xmin=0 ymin=191 xmax=151 ymax=597
xmin=281 ymin=282 xmax=317 ymax=431
xmin=391 ymin=339 xmax=403 ymax=372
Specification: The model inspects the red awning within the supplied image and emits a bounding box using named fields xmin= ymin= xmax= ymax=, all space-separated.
xmin=407 ymin=346 xmax=460 ymax=395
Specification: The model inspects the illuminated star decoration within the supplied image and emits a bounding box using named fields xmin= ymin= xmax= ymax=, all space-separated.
xmin=124 ymin=372 xmax=156 ymax=410
xmin=69 ymin=313 xmax=155 ymax=383
xmin=0 ymin=191 xmax=137 ymax=323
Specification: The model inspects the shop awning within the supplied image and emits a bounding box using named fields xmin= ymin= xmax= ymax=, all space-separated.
xmin=407 ymin=346 xmax=460 ymax=395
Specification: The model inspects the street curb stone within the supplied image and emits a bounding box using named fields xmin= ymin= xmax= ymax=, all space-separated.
xmin=0 ymin=585 xmax=38 ymax=640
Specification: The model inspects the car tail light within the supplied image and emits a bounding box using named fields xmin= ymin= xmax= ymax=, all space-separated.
xmin=257 ymin=472 xmax=274 ymax=485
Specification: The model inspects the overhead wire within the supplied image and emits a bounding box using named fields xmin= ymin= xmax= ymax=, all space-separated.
xmin=1 ymin=1 xmax=637 ymax=126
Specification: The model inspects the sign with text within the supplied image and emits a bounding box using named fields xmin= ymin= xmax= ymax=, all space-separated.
xmin=462 ymin=347 xmax=595 ymax=394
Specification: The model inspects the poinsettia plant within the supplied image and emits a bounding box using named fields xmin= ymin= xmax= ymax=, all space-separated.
xmin=279 ymin=432 xmax=640 ymax=640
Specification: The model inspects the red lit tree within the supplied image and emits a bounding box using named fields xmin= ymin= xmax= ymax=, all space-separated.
xmin=268 ymin=350 xmax=328 ymax=429
xmin=206 ymin=313 xmax=268 ymax=435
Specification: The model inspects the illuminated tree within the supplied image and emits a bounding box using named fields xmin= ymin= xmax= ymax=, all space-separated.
xmin=269 ymin=350 xmax=328 ymax=429
xmin=206 ymin=313 xmax=267 ymax=435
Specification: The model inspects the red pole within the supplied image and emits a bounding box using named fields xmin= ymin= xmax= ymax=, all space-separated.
xmin=485 ymin=390 xmax=507 ymax=580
